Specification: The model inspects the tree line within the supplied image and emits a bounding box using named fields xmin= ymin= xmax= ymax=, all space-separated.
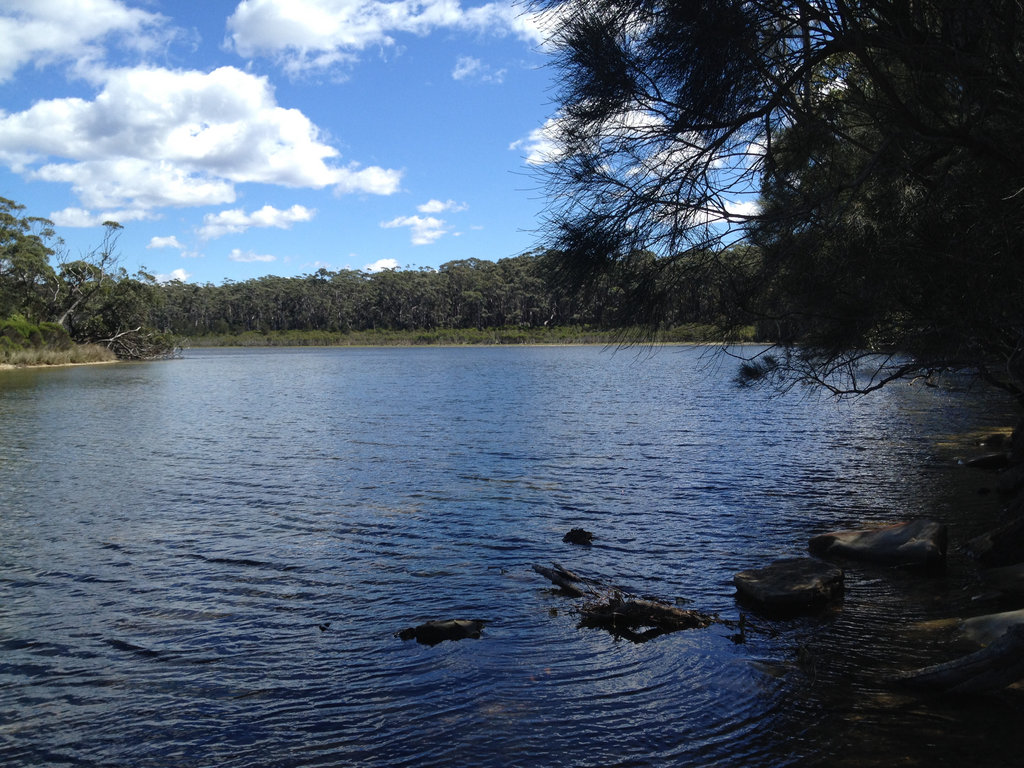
xmin=150 ymin=249 xmax=751 ymax=339
xmin=0 ymin=194 xmax=754 ymax=361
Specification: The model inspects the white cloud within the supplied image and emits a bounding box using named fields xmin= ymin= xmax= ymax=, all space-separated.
xmin=381 ymin=214 xmax=448 ymax=245
xmin=228 ymin=248 xmax=277 ymax=263
xmin=49 ymin=205 xmax=151 ymax=227
xmin=0 ymin=0 xmax=166 ymax=83
xmin=452 ymin=55 xmax=505 ymax=83
xmin=227 ymin=0 xmax=548 ymax=73
xmin=148 ymin=235 xmax=184 ymax=249
xmin=0 ymin=65 xmax=401 ymax=219
xmin=156 ymin=268 xmax=192 ymax=283
xmin=198 ymin=203 xmax=316 ymax=239
xmin=510 ymin=116 xmax=565 ymax=166
xmin=363 ymin=258 xmax=399 ymax=272
xmin=418 ymin=198 xmax=467 ymax=214
xmin=724 ymin=199 xmax=761 ymax=220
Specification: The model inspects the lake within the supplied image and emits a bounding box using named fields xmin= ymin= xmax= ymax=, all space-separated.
xmin=1 ymin=345 xmax=1021 ymax=767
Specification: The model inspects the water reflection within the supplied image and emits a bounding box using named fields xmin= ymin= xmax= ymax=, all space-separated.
xmin=0 ymin=346 xmax=1020 ymax=767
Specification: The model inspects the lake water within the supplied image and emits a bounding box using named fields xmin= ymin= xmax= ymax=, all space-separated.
xmin=1 ymin=345 xmax=1022 ymax=767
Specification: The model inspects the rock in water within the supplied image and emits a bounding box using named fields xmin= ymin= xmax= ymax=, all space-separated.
xmin=562 ymin=528 xmax=594 ymax=545
xmin=396 ymin=619 xmax=487 ymax=646
xmin=808 ymin=519 xmax=947 ymax=567
xmin=733 ymin=557 xmax=844 ymax=616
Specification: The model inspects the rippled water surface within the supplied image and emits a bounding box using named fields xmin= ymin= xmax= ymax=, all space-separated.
xmin=2 ymin=346 xmax=1022 ymax=767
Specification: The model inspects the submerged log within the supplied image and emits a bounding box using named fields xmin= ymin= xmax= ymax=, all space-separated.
xmin=897 ymin=625 xmax=1024 ymax=694
xmin=396 ymin=619 xmax=487 ymax=646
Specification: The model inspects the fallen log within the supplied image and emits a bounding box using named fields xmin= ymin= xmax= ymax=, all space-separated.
xmin=532 ymin=563 xmax=609 ymax=598
xmin=897 ymin=624 xmax=1024 ymax=694
xmin=533 ymin=562 xmax=717 ymax=641
xmin=578 ymin=594 xmax=716 ymax=642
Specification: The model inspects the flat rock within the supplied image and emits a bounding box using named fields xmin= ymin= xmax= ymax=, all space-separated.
xmin=733 ymin=557 xmax=844 ymax=615
xmin=808 ymin=519 xmax=947 ymax=567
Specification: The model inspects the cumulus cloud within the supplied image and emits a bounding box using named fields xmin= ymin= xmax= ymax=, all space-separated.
xmin=0 ymin=0 xmax=165 ymax=83
xmin=148 ymin=235 xmax=184 ymax=249
xmin=227 ymin=0 xmax=549 ymax=73
xmin=0 ymin=64 xmax=401 ymax=221
xmin=381 ymin=214 xmax=448 ymax=245
xmin=198 ymin=203 xmax=316 ymax=239
xmin=363 ymin=258 xmax=399 ymax=272
xmin=418 ymin=198 xmax=467 ymax=214
xmin=156 ymin=268 xmax=192 ymax=283
xmin=228 ymin=248 xmax=276 ymax=263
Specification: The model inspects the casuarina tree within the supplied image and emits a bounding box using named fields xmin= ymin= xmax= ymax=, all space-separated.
xmin=534 ymin=0 xmax=1024 ymax=399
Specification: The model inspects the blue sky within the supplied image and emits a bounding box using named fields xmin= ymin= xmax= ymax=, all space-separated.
xmin=0 ymin=0 xmax=560 ymax=284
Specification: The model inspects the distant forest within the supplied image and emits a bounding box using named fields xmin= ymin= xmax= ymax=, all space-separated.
xmin=152 ymin=250 xmax=752 ymax=339
xmin=1 ymin=197 xmax=756 ymax=362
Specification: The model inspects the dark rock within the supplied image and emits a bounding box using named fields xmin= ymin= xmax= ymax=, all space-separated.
xmin=981 ymin=563 xmax=1024 ymax=597
xmin=965 ymin=515 xmax=1024 ymax=567
xmin=396 ymin=619 xmax=486 ymax=646
xmin=733 ymin=557 xmax=844 ymax=616
xmin=995 ymin=463 xmax=1024 ymax=495
xmin=562 ymin=528 xmax=594 ymax=545
xmin=964 ymin=452 xmax=1011 ymax=470
xmin=808 ymin=519 xmax=947 ymax=568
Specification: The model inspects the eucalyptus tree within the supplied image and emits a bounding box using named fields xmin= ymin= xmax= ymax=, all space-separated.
xmin=0 ymin=197 xmax=59 ymax=322
xmin=535 ymin=0 xmax=1024 ymax=398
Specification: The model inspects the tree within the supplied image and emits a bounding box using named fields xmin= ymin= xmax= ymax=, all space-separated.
xmin=0 ymin=197 xmax=59 ymax=322
xmin=534 ymin=0 xmax=1024 ymax=398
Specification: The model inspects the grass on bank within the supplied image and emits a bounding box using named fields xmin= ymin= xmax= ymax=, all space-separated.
xmin=184 ymin=324 xmax=758 ymax=349
xmin=0 ymin=344 xmax=117 ymax=367
xmin=0 ymin=315 xmax=117 ymax=367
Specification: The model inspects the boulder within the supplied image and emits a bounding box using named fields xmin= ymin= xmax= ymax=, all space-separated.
xmin=396 ymin=619 xmax=486 ymax=646
xmin=733 ymin=557 xmax=844 ymax=616
xmin=965 ymin=515 xmax=1024 ymax=566
xmin=808 ymin=519 xmax=947 ymax=567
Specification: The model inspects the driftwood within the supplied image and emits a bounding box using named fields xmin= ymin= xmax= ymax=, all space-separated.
xmin=532 ymin=563 xmax=609 ymax=598
xmin=578 ymin=594 xmax=716 ymax=642
xmin=533 ymin=562 xmax=717 ymax=642
xmin=897 ymin=624 xmax=1024 ymax=694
